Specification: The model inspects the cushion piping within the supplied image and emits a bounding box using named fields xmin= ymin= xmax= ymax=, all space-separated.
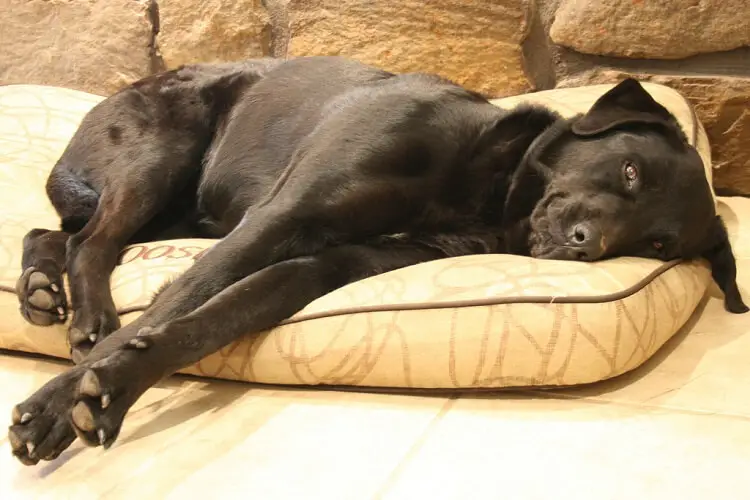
xmin=0 ymin=258 xmax=688 ymax=324
xmin=278 ymin=258 xmax=685 ymax=325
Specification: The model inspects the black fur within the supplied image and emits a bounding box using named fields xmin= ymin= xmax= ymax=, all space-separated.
xmin=9 ymin=57 xmax=746 ymax=466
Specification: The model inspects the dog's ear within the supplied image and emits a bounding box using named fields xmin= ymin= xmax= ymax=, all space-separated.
xmin=703 ymin=216 xmax=748 ymax=314
xmin=571 ymin=78 xmax=675 ymax=136
xmin=473 ymin=105 xmax=559 ymax=162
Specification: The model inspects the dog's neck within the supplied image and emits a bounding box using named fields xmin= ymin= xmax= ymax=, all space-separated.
xmin=498 ymin=117 xmax=572 ymax=255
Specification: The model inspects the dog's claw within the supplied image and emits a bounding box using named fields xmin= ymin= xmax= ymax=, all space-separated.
xmin=11 ymin=407 xmax=34 ymax=425
xmin=137 ymin=326 xmax=153 ymax=336
xmin=101 ymin=393 xmax=111 ymax=409
xmin=98 ymin=429 xmax=107 ymax=447
xmin=127 ymin=338 xmax=150 ymax=350
xmin=89 ymin=333 xmax=97 ymax=343
xmin=26 ymin=442 xmax=35 ymax=456
xmin=50 ymin=283 xmax=60 ymax=293
xmin=57 ymin=306 xmax=65 ymax=315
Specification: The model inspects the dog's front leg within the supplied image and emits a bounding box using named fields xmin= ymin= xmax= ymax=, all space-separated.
xmin=8 ymin=243 xmax=442 ymax=463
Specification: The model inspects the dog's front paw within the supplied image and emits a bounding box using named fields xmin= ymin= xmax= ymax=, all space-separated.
xmin=70 ymin=368 xmax=130 ymax=449
xmin=69 ymin=331 xmax=157 ymax=449
xmin=68 ymin=306 xmax=121 ymax=364
xmin=8 ymin=369 xmax=81 ymax=465
xmin=16 ymin=266 xmax=67 ymax=327
xmin=10 ymin=326 xmax=165 ymax=464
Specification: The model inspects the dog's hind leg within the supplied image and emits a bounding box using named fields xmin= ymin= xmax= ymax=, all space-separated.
xmin=29 ymin=64 xmax=266 ymax=360
xmin=16 ymin=229 xmax=71 ymax=326
xmin=16 ymin=167 xmax=99 ymax=327
xmin=52 ymin=64 xmax=271 ymax=361
xmin=15 ymin=131 xmax=204 ymax=364
xmin=8 ymin=242 xmax=443 ymax=460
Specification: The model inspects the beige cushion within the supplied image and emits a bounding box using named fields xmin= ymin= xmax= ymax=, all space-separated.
xmin=0 ymin=83 xmax=713 ymax=389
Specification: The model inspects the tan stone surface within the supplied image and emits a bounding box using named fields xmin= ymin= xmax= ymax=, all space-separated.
xmin=157 ymin=0 xmax=272 ymax=68
xmin=0 ymin=0 xmax=153 ymax=95
xmin=558 ymin=70 xmax=750 ymax=194
xmin=286 ymin=0 xmax=533 ymax=97
xmin=550 ymin=0 xmax=750 ymax=60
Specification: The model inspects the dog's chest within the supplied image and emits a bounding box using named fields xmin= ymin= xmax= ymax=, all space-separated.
xmin=376 ymin=186 xmax=507 ymax=257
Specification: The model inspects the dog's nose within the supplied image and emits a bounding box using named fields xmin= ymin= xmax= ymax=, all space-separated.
xmin=569 ymin=222 xmax=604 ymax=261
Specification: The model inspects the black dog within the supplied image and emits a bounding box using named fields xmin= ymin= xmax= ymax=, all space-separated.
xmin=9 ymin=56 xmax=747 ymax=465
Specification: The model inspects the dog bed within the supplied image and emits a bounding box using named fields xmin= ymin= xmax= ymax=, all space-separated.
xmin=0 ymin=83 xmax=713 ymax=389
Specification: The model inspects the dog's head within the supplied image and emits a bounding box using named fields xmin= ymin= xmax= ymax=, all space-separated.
xmin=498 ymin=79 xmax=747 ymax=313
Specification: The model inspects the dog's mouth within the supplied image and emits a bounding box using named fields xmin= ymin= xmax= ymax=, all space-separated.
xmin=530 ymin=241 xmax=592 ymax=261
xmin=527 ymin=208 xmax=585 ymax=261
xmin=526 ymin=189 xmax=611 ymax=262
xmin=528 ymin=222 xmax=608 ymax=262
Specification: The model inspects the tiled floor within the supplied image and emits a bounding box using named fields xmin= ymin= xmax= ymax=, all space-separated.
xmin=3 ymin=292 xmax=750 ymax=499
xmin=2 ymin=200 xmax=750 ymax=498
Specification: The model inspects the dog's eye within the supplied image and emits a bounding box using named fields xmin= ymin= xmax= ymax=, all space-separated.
xmin=623 ymin=161 xmax=639 ymax=184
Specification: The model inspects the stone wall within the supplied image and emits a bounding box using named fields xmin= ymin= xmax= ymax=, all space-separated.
xmin=1 ymin=0 xmax=749 ymax=192
xmin=543 ymin=0 xmax=750 ymax=195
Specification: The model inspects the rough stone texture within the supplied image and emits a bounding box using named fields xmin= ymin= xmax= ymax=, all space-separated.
xmin=285 ymin=0 xmax=534 ymax=97
xmin=3 ymin=0 xmax=748 ymax=196
xmin=157 ymin=0 xmax=272 ymax=68
xmin=558 ymin=70 xmax=750 ymax=194
xmin=550 ymin=0 xmax=750 ymax=60
xmin=0 ymin=0 xmax=153 ymax=95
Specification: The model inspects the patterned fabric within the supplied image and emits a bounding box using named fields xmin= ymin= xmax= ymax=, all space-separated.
xmin=0 ymin=83 xmax=713 ymax=388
